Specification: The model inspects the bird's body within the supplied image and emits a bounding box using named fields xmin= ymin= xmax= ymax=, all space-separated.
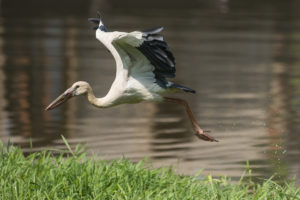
xmin=46 ymin=12 xmax=218 ymax=142
xmin=94 ymin=30 xmax=164 ymax=107
xmin=94 ymin=29 xmax=188 ymax=107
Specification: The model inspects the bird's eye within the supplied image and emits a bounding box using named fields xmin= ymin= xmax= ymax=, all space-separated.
xmin=75 ymin=85 xmax=79 ymax=89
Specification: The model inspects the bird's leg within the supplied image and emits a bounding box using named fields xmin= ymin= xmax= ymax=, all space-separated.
xmin=164 ymin=97 xmax=218 ymax=142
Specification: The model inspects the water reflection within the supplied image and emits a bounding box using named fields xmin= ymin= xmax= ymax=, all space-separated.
xmin=0 ymin=0 xmax=300 ymax=185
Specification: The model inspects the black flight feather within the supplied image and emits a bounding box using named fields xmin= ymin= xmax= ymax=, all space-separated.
xmin=137 ymin=27 xmax=194 ymax=93
xmin=137 ymin=27 xmax=175 ymax=79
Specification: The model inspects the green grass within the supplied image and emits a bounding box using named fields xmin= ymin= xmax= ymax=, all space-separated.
xmin=0 ymin=141 xmax=299 ymax=200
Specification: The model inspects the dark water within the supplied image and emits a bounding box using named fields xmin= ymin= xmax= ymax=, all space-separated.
xmin=1 ymin=0 xmax=300 ymax=184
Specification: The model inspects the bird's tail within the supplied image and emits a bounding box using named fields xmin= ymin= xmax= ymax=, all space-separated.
xmin=168 ymin=82 xmax=196 ymax=93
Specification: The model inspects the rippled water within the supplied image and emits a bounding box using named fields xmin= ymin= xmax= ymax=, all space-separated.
xmin=1 ymin=0 xmax=300 ymax=184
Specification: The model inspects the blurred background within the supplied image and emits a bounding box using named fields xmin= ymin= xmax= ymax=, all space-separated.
xmin=0 ymin=0 xmax=300 ymax=184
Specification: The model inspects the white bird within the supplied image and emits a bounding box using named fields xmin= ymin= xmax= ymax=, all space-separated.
xmin=45 ymin=12 xmax=218 ymax=142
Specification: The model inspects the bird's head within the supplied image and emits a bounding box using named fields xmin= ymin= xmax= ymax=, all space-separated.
xmin=88 ymin=11 xmax=108 ymax=32
xmin=45 ymin=81 xmax=91 ymax=111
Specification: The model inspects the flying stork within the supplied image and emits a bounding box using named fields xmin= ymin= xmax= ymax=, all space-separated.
xmin=45 ymin=12 xmax=218 ymax=142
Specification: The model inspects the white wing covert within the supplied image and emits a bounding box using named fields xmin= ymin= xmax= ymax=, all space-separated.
xmin=111 ymin=31 xmax=155 ymax=77
xmin=112 ymin=31 xmax=144 ymax=47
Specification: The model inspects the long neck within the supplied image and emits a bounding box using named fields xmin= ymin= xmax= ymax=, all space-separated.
xmin=86 ymin=88 xmax=111 ymax=108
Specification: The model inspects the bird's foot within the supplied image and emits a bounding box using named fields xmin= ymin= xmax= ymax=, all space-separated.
xmin=195 ymin=128 xmax=218 ymax=142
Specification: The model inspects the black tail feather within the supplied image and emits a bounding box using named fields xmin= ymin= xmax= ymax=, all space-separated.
xmin=168 ymin=82 xmax=196 ymax=93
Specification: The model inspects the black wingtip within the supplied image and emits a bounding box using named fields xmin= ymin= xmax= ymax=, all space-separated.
xmin=88 ymin=11 xmax=108 ymax=32
xmin=97 ymin=11 xmax=101 ymax=18
xmin=88 ymin=18 xmax=100 ymax=30
xmin=88 ymin=18 xmax=100 ymax=25
xmin=142 ymin=27 xmax=164 ymax=36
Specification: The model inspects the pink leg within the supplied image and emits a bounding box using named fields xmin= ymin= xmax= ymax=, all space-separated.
xmin=164 ymin=97 xmax=218 ymax=142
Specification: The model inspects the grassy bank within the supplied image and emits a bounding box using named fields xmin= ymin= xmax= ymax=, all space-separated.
xmin=0 ymin=142 xmax=299 ymax=200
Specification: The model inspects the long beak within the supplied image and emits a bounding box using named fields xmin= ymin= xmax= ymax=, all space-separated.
xmin=45 ymin=87 xmax=74 ymax=111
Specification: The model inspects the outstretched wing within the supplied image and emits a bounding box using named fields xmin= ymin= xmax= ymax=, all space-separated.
xmin=138 ymin=27 xmax=176 ymax=78
xmin=111 ymin=27 xmax=176 ymax=87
